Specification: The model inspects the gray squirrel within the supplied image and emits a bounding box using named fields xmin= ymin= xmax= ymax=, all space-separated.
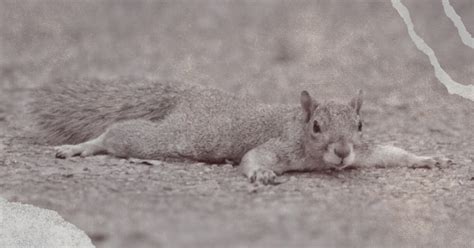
xmin=31 ymin=78 xmax=446 ymax=184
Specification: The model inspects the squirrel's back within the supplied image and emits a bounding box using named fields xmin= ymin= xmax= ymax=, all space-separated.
xmin=30 ymin=78 xmax=194 ymax=145
xmin=31 ymin=78 xmax=297 ymax=162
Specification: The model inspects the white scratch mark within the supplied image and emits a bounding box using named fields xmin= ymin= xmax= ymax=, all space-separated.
xmin=391 ymin=0 xmax=474 ymax=101
xmin=442 ymin=0 xmax=474 ymax=49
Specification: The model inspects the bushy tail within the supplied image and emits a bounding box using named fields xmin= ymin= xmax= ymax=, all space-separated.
xmin=30 ymin=78 xmax=181 ymax=145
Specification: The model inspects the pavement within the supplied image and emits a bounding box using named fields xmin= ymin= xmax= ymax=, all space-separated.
xmin=0 ymin=0 xmax=473 ymax=247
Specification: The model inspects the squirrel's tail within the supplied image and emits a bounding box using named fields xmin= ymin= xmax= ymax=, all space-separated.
xmin=29 ymin=78 xmax=182 ymax=145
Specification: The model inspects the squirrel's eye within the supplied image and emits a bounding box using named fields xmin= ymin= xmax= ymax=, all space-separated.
xmin=313 ymin=120 xmax=321 ymax=133
xmin=358 ymin=121 xmax=363 ymax=132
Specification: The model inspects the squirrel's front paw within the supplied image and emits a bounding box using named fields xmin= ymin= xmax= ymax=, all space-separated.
xmin=248 ymin=168 xmax=278 ymax=185
xmin=409 ymin=156 xmax=452 ymax=169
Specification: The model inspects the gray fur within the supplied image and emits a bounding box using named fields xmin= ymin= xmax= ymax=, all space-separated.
xmin=32 ymin=78 xmax=444 ymax=184
xmin=31 ymin=78 xmax=297 ymax=162
xmin=32 ymin=78 xmax=202 ymax=144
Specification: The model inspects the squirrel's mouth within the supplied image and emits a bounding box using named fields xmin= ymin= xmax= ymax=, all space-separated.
xmin=322 ymin=149 xmax=355 ymax=169
xmin=331 ymin=162 xmax=351 ymax=170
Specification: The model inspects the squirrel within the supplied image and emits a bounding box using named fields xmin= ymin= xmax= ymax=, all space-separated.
xmin=30 ymin=78 xmax=447 ymax=184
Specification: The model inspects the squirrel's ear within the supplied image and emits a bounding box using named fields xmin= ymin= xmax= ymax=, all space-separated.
xmin=350 ymin=89 xmax=363 ymax=115
xmin=300 ymin=90 xmax=316 ymax=122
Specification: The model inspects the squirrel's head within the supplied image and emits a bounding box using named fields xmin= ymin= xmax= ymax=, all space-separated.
xmin=300 ymin=90 xmax=363 ymax=169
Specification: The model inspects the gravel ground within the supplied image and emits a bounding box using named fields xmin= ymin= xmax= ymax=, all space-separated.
xmin=1 ymin=0 xmax=473 ymax=247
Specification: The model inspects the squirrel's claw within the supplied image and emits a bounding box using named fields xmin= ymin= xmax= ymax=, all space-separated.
xmin=432 ymin=156 xmax=454 ymax=169
xmin=54 ymin=145 xmax=81 ymax=159
xmin=249 ymin=168 xmax=278 ymax=185
xmin=409 ymin=155 xmax=453 ymax=169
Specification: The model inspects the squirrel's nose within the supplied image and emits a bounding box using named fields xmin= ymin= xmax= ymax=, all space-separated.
xmin=334 ymin=144 xmax=351 ymax=159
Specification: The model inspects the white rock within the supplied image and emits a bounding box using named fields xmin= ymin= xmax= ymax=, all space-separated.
xmin=0 ymin=197 xmax=94 ymax=247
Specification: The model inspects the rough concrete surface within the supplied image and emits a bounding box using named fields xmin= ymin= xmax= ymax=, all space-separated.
xmin=0 ymin=0 xmax=473 ymax=247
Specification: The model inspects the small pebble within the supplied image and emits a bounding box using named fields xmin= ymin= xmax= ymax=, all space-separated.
xmin=223 ymin=164 xmax=233 ymax=170
xmin=247 ymin=185 xmax=258 ymax=194
xmin=62 ymin=173 xmax=74 ymax=178
xmin=336 ymin=174 xmax=345 ymax=179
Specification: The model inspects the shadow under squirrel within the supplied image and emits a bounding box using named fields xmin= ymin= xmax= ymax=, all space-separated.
xmin=31 ymin=78 xmax=446 ymax=184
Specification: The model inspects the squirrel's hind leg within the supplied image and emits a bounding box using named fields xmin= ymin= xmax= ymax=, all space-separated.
xmin=54 ymin=119 xmax=168 ymax=160
xmin=55 ymin=133 xmax=107 ymax=159
xmin=100 ymin=119 xmax=184 ymax=160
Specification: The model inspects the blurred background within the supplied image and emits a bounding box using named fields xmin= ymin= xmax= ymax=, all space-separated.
xmin=0 ymin=0 xmax=473 ymax=247
xmin=1 ymin=0 xmax=472 ymax=101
